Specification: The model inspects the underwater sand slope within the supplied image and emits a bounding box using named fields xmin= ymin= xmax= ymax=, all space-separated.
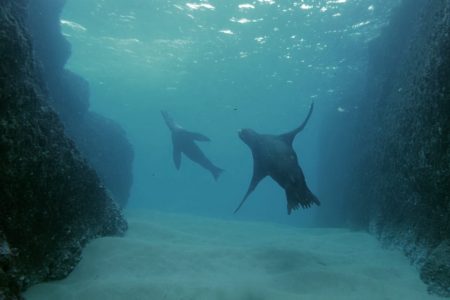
xmin=25 ymin=211 xmax=439 ymax=300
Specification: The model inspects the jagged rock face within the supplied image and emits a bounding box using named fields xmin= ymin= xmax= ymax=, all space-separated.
xmin=317 ymin=0 xmax=450 ymax=296
xmin=27 ymin=0 xmax=134 ymax=208
xmin=353 ymin=0 xmax=449 ymax=251
xmin=421 ymin=240 xmax=450 ymax=297
xmin=66 ymin=112 xmax=134 ymax=206
xmin=0 ymin=233 xmax=21 ymax=300
xmin=0 ymin=0 xmax=127 ymax=297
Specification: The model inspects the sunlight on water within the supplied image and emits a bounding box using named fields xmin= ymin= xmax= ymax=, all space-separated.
xmin=219 ymin=29 xmax=235 ymax=35
xmin=230 ymin=17 xmax=264 ymax=24
xmin=300 ymin=4 xmax=314 ymax=10
xmin=254 ymin=36 xmax=267 ymax=44
xmin=352 ymin=20 xmax=372 ymax=29
xmin=186 ymin=2 xmax=215 ymax=11
xmin=238 ymin=3 xmax=255 ymax=10
xmin=258 ymin=0 xmax=276 ymax=5
xmin=61 ymin=0 xmax=395 ymax=87
xmin=60 ymin=19 xmax=87 ymax=32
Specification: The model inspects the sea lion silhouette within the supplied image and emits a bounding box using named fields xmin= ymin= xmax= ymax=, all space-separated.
xmin=161 ymin=110 xmax=223 ymax=180
xmin=234 ymin=103 xmax=320 ymax=214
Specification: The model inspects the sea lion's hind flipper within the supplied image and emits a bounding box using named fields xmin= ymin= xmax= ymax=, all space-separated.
xmin=285 ymin=188 xmax=320 ymax=214
xmin=307 ymin=189 xmax=320 ymax=207
xmin=280 ymin=102 xmax=314 ymax=145
xmin=234 ymin=165 xmax=266 ymax=213
xmin=182 ymin=130 xmax=211 ymax=142
xmin=286 ymin=189 xmax=299 ymax=215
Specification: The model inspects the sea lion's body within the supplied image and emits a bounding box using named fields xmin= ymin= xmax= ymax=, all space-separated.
xmin=235 ymin=103 xmax=320 ymax=214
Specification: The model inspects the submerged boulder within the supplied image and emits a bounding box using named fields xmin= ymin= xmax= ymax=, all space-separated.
xmin=0 ymin=0 xmax=127 ymax=296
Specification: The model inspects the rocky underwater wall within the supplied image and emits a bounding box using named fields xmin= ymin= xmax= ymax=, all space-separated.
xmin=27 ymin=0 xmax=134 ymax=209
xmin=317 ymin=0 xmax=450 ymax=296
xmin=0 ymin=0 xmax=127 ymax=299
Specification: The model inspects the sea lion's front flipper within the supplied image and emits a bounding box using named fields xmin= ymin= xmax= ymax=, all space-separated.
xmin=234 ymin=162 xmax=266 ymax=213
xmin=280 ymin=102 xmax=314 ymax=145
xmin=181 ymin=130 xmax=211 ymax=142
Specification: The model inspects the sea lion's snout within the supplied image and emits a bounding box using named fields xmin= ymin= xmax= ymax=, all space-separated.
xmin=238 ymin=129 xmax=247 ymax=141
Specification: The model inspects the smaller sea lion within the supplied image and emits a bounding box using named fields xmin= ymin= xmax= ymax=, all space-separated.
xmin=161 ymin=110 xmax=223 ymax=180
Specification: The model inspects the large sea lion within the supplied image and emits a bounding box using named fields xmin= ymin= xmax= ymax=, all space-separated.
xmin=235 ymin=103 xmax=320 ymax=214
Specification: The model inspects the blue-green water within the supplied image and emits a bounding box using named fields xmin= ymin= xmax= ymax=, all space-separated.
xmin=60 ymin=0 xmax=396 ymax=225
xmin=23 ymin=1 xmax=447 ymax=299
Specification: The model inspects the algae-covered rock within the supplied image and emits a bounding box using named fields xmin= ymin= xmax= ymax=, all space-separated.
xmin=0 ymin=0 xmax=127 ymax=296
xmin=421 ymin=240 xmax=450 ymax=297
xmin=0 ymin=233 xmax=22 ymax=300
xmin=316 ymin=0 xmax=450 ymax=295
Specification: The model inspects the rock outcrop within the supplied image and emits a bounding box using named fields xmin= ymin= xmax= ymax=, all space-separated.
xmin=0 ymin=0 xmax=127 ymax=298
xmin=421 ymin=240 xmax=450 ymax=297
xmin=27 ymin=0 xmax=134 ymax=208
xmin=317 ymin=0 xmax=450 ymax=296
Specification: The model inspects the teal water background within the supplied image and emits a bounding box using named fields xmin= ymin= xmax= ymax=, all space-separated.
xmin=60 ymin=0 xmax=398 ymax=226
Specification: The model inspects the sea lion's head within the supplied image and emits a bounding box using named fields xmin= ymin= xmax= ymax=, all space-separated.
xmin=238 ymin=128 xmax=258 ymax=147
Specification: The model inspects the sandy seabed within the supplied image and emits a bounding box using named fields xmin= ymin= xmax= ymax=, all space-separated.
xmin=25 ymin=210 xmax=440 ymax=300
